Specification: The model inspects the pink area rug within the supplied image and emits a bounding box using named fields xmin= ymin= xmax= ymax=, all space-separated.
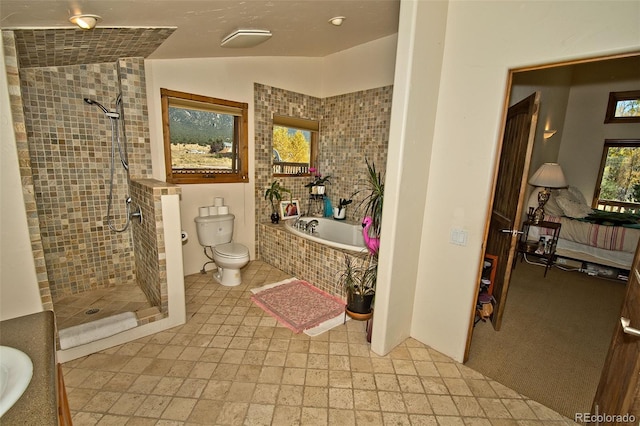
xmin=250 ymin=278 xmax=346 ymax=334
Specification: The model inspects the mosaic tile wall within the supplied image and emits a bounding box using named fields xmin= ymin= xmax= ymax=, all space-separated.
xmin=131 ymin=179 xmax=182 ymax=315
xmin=13 ymin=28 xmax=175 ymax=68
xmin=254 ymin=83 xmax=393 ymax=259
xmin=2 ymin=31 xmax=53 ymax=311
xmin=259 ymin=223 xmax=368 ymax=300
xmin=17 ymin=56 xmax=153 ymax=298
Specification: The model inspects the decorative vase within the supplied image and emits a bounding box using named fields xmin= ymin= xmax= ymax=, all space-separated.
xmin=270 ymin=212 xmax=280 ymax=224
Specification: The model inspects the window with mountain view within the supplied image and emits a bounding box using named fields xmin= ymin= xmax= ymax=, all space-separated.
xmin=161 ymin=88 xmax=248 ymax=184
xmin=594 ymin=140 xmax=640 ymax=213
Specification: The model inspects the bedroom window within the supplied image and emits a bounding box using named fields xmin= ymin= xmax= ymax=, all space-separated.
xmin=604 ymin=90 xmax=640 ymax=123
xmin=161 ymin=88 xmax=249 ymax=184
xmin=272 ymin=115 xmax=319 ymax=176
xmin=594 ymin=139 xmax=640 ymax=213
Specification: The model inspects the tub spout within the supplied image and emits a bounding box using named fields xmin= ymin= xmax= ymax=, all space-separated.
xmin=307 ymin=220 xmax=319 ymax=233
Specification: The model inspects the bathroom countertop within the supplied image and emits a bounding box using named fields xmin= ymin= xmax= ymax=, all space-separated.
xmin=0 ymin=310 xmax=58 ymax=425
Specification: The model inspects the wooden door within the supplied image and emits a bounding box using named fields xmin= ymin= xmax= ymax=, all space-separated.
xmin=486 ymin=92 xmax=539 ymax=331
xmin=592 ymin=245 xmax=640 ymax=423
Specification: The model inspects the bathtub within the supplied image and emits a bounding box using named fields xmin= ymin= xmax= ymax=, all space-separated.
xmin=284 ymin=217 xmax=366 ymax=252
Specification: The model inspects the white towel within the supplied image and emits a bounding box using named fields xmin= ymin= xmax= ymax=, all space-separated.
xmin=58 ymin=312 xmax=138 ymax=350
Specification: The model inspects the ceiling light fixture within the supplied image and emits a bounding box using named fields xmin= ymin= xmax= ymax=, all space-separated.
xmin=69 ymin=14 xmax=101 ymax=30
xmin=329 ymin=16 xmax=346 ymax=26
xmin=220 ymin=29 xmax=272 ymax=48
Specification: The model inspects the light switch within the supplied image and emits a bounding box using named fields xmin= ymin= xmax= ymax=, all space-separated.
xmin=450 ymin=228 xmax=468 ymax=246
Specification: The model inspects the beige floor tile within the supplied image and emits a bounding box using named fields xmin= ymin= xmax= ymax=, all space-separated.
xmin=63 ymin=262 xmax=577 ymax=426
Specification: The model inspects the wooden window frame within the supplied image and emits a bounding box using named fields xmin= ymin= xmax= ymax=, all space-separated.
xmin=272 ymin=115 xmax=319 ymax=177
xmin=604 ymin=90 xmax=640 ymax=124
xmin=161 ymin=88 xmax=249 ymax=184
xmin=593 ymin=139 xmax=640 ymax=212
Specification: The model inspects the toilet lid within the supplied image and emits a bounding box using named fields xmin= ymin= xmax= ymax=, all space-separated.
xmin=214 ymin=242 xmax=249 ymax=259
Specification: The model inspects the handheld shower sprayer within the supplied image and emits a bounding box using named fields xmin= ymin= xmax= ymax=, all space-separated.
xmin=84 ymin=98 xmax=119 ymax=118
xmin=84 ymin=95 xmax=136 ymax=232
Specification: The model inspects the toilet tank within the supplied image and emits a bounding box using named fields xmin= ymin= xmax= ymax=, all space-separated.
xmin=194 ymin=214 xmax=234 ymax=247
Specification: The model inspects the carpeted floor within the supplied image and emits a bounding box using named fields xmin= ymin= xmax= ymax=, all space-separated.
xmin=466 ymin=258 xmax=627 ymax=419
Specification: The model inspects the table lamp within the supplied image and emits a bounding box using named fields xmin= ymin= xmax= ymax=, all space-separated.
xmin=529 ymin=162 xmax=567 ymax=223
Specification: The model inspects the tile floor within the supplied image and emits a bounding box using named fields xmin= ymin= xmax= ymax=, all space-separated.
xmin=53 ymin=285 xmax=154 ymax=329
xmin=62 ymin=261 xmax=578 ymax=425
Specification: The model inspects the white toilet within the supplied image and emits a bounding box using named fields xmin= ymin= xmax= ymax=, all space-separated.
xmin=194 ymin=214 xmax=250 ymax=286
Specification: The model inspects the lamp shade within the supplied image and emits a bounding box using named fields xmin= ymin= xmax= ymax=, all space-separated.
xmin=529 ymin=162 xmax=567 ymax=188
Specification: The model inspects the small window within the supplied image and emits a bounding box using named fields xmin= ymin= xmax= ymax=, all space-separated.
xmin=604 ymin=90 xmax=640 ymax=123
xmin=272 ymin=115 xmax=319 ymax=176
xmin=594 ymin=139 xmax=640 ymax=213
xmin=161 ymin=88 xmax=249 ymax=184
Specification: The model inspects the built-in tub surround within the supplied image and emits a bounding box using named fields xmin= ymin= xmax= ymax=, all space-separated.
xmin=253 ymin=83 xmax=392 ymax=260
xmin=260 ymin=222 xmax=368 ymax=300
xmin=284 ymin=217 xmax=366 ymax=252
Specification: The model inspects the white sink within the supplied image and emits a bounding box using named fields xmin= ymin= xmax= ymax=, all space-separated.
xmin=0 ymin=346 xmax=33 ymax=417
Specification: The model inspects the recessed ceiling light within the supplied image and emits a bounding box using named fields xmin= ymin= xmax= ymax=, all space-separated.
xmin=69 ymin=14 xmax=101 ymax=30
xmin=329 ymin=16 xmax=346 ymax=26
xmin=221 ymin=29 xmax=272 ymax=48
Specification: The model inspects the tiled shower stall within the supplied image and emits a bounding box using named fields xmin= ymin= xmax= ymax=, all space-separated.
xmin=3 ymin=29 xmax=180 ymax=338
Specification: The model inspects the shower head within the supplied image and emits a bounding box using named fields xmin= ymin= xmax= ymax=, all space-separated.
xmin=84 ymin=97 xmax=119 ymax=118
xmin=84 ymin=97 xmax=109 ymax=114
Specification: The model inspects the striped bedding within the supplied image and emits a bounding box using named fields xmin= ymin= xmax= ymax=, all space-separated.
xmin=543 ymin=215 xmax=640 ymax=253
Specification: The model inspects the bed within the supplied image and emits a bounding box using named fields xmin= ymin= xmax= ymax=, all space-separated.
xmin=527 ymin=186 xmax=640 ymax=271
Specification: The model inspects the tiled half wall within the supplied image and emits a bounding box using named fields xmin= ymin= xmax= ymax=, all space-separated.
xmin=259 ymin=223 xmax=368 ymax=300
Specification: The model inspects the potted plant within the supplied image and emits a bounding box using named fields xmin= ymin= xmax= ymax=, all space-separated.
xmin=304 ymin=167 xmax=331 ymax=195
xmin=354 ymin=159 xmax=384 ymax=237
xmin=337 ymin=159 xmax=384 ymax=317
xmin=264 ymin=180 xmax=291 ymax=224
xmin=339 ymin=254 xmax=377 ymax=315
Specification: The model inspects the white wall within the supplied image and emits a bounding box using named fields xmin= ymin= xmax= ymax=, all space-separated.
xmin=511 ymin=67 xmax=572 ymax=203
xmin=383 ymin=0 xmax=640 ymax=361
xmin=558 ymin=57 xmax=640 ymax=202
xmin=0 ymin=37 xmax=43 ymax=320
xmin=145 ymin=38 xmax=397 ymax=276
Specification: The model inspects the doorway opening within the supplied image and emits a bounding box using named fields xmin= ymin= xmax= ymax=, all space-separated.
xmin=466 ymin=53 xmax=640 ymax=418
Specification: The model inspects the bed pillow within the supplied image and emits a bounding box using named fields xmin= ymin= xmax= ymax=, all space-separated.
xmin=544 ymin=192 xmax=564 ymax=217
xmin=554 ymin=187 xmax=593 ymax=218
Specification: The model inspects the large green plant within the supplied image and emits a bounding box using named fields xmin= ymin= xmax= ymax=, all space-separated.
xmin=354 ymin=159 xmax=384 ymax=236
xmin=338 ymin=254 xmax=377 ymax=296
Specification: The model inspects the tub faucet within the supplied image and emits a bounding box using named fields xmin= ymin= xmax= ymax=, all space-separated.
xmin=307 ymin=219 xmax=319 ymax=233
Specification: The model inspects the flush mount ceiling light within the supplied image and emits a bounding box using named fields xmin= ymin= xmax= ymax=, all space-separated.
xmin=69 ymin=14 xmax=101 ymax=30
xmin=329 ymin=16 xmax=346 ymax=26
xmin=220 ymin=29 xmax=272 ymax=48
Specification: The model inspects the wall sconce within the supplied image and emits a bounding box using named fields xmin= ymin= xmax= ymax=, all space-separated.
xmin=329 ymin=16 xmax=346 ymax=26
xmin=69 ymin=14 xmax=101 ymax=30
xmin=529 ymin=162 xmax=567 ymax=223
xmin=543 ymin=130 xmax=557 ymax=139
